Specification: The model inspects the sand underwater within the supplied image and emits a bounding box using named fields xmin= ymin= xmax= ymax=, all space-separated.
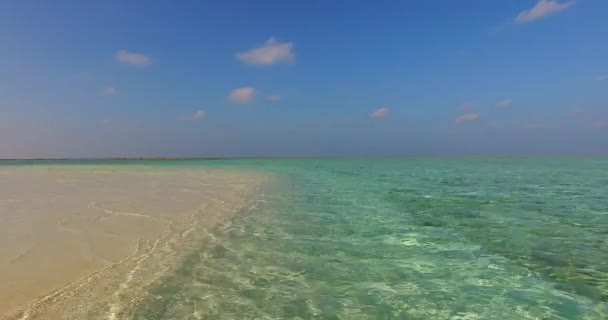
xmin=0 ymin=157 xmax=607 ymax=319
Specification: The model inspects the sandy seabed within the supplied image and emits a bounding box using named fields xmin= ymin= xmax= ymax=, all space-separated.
xmin=0 ymin=165 xmax=268 ymax=320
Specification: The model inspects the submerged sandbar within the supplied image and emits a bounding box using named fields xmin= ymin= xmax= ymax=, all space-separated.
xmin=0 ymin=164 xmax=267 ymax=319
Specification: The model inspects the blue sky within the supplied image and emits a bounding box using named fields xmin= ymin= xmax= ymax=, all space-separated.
xmin=1 ymin=0 xmax=607 ymax=158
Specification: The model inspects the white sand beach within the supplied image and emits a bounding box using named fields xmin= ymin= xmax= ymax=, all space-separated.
xmin=0 ymin=165 xmax=266 ymax=319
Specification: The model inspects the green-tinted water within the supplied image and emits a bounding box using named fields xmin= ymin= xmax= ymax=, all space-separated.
xmin=124 ymin=157 xmax=607 ymax=319
xmin=5 ymin=157 xmax=608 ymax=319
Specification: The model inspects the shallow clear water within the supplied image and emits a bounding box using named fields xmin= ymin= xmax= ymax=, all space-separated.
xmin=6 ymin=157 xmax=608 ymax=319
xmin=123 ymin=157 xmax=607 ymax=319
xmin=136 ymin=158 xmax=608 ymax=319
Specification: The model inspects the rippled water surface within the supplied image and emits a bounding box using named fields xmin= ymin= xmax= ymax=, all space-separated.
xmin=133 ymin=157 xmax=608 ymax=319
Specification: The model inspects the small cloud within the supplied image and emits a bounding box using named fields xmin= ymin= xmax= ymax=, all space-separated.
xmin=456 ymin=113 xmax=480 ymax=123
xmin=461 ymin=103 xmax=476 ymax=111
xmin=191 ymin=110 xmax=206 ymax=121
xmin=592 ymin=120 xmax=608 ymax=128
xmin=266 ymin=94 xmax=281 ymax=101
xmin=594 ymin=75 xmax=608 ymax=82
xmin=496 ymin=99 xmax=512 ymax=108
xmin=236 ymin=37 xmax=295 ymax=66
xmin=515 ymin=0 xmax=574 ymax=24
xmin=228 ymin=87 xmax=257 ymax=104
xmin=370 ymin=107 xmax=390 ymax=119
xmin=115 ymin=50 xmax=152 ymax=66
xmin=102 ymin=86 xmax=117 ymax=96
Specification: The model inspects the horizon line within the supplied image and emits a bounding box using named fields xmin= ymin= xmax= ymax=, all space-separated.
xmin=1 ymin=154 xmax=607 ymax=161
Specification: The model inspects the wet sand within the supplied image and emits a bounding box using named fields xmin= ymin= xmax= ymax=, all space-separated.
xmin=0 ymin=165 xmax=267 ymax=319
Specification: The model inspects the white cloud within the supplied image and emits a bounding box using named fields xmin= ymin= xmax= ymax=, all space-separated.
xmin=236 ymin=37 xmax=295 ymax=66
xmin=496 ymin=99 xmax=512 ymax=108
xmin=456 ymin=113 xmax=480 ymax=123
xmin=115 ymin=50 xmax=152 ymax=66
xmin=370 ymin=107 xmax=390 ymax=119
xmin=102 ymin=86 xmax=117 ymax=96
xmin=191 ymin=110 xmax=206 ymax=121
xmin=515 ymin=0 xmax=574 ymax=24
xmin=228 ymin=87 xmax=257 ymax=104
xmin=266 ymin=94 xmax=281 ymax=101
xmin=594 ymin=75 xmax=608 ymax=82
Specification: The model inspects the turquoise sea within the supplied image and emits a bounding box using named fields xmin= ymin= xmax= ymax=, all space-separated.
xmin=5 ymin=157 xmax=608 ymax=319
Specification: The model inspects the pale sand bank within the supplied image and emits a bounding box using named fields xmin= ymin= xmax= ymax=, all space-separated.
xmin=0 ymin=165 xmax=269 ymax=319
